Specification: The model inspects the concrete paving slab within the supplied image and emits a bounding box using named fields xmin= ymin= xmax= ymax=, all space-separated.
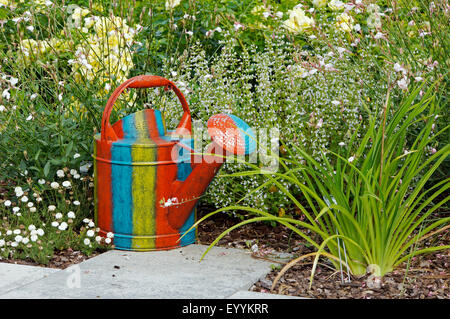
xmin=0 ymin=245 xmax=274 ymax=299
xmin=0 ymin=263 xmax=59 ymax=295
xmin=227 ymin=291 xmax=307 ymax=299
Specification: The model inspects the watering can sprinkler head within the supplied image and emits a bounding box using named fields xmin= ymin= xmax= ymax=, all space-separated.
xmin=206 ymin=113 xmax=257 ymax=156
xmin=167 ymin=114 xmax=256 ymax=229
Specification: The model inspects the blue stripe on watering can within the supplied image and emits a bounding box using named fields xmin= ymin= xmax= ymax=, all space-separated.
xmin=111 ymin=114 xmax=136 ymax=250
xmin=164 ymin=126 xmax=196 ymax=247
xmin=228 ymin=114 xmax=256 ymax=155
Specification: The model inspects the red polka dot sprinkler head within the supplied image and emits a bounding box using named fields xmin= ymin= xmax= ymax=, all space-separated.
xmin=207 ymin=113 xmax=256 ymax=156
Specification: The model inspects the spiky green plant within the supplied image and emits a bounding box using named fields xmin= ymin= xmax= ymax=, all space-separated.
xmin=184 ymin=81 xmax=449 ymax=286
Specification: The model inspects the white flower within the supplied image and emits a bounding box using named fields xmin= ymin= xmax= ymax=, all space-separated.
xmin=0 ymin=239 xmax=5 ymax=247
xmin=56 ymin=170 xmax=64 ymax=178
xmin=62 ymin=181 xmax=71 ymax=188
xmin=7 ymin=230 xmax=13 ymax=235
xmin=83 ymin=218 xmax=90 ymax=223
xmin=21 ymin=196 xmax=29 ymax=203
xmin=67 ymin=211 xmax=76 ymax=219
xmin=332 ymin=100 xmax=341 ymax=106
xmin=14 ymin=235 xmax=23 ymax=243
xmin=105 ymin=237 xmax=112 ymax=244
xmin=348 ymin=156 xmax=355 ymax=163
xmin=55 ymin=212 xmax=63 ymax=219
xmin=30 ymin=235 xmax=38 ymax=242
xmin=22 ymin=237 xmax=29 ymax=244
xmin=73 ymin=153 xmax=81 ymax=159
xmin=30 ymin=93 xmax=38 ymax=100
xmin=9 ymin=77 xmax=18 ymax=86
xmin=397 ymin=77 xmax=409 ymax=90
xmin=11 ymin=242 xmax=18 ymax=247
xmin=37 ymin=229 xmax=44 ymax=236
xmin=50 ymin=182 xmax=60 ymax=189
xmin=38 ymin=179 xmax=46 ymax=184
xmin=73 ymin=200 xmax=80 ymax=206
xmin=4 ymin=200 xmax=11 ymax=207
xmin=26 ymin=25 xmax=34 ymax=32
xmin=95 ymin=236 xmax=102 ymax=242
xmin=393 ymin=63 xmax=406 ymax=73
xmin=164 ymin=198 xmax=173 ymax=207
xmin=0 ymin=105 xmax=5 ymax=112
xmin=74 ymin=174 xmax=81 ymax=179
xmin=165 ymin=0 xmax=181 ymax=10
xmin=28 ymin=225 xmax=36 ymax=231
xmin=339 ymin=142 xmax=345 ymax=146
xmin=58 ymin=222 xmax=68 ymax=231
xmin=104 ymin=83 xmax=111 ymax=91
xmin=30 ymin=207 xmax=36 ymax=213
xmin=79 ymin=162 xmax=92 ymax=173
xmin=83 ymin=238 xmax=91 ymax=245
xmin=374 ymin=32 xmax=384 ymax=39
xmin=86 ymin=230 xmax=95 ymax=237
xmin=26 ymin=114 xmax=33 ymax=121
xmin=27 ymin=202 xmax=33 ymax=207
xmin=12 ymin=207 xmax=20 ymax=213
xmin=14 ymin=187 xmax=24 ymax=197
xmin=88 ymin=221 xmax=95 ymax=228
xmin=48 ymin=205 xmax=56 ymax=212
xmin=51 ymin=221 xmax=59 ymax=227
xmin=106 ymin=232 xmax=114 ymax=239
xmin=2 ymin=89 xmax=10 ymax=100
xmin=414 ymin=76 xmax=423 ymax=82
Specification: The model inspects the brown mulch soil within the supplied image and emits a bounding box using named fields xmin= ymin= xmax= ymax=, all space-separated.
xmin=196 ymin=209 xmax=449 ymax=299
xmin=0 ymin=248 xmax=101 ymax=269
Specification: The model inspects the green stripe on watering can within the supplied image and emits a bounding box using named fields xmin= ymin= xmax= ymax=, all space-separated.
xmin=131 ymin=111 xmax=157 ymax=249
xmin=111 ymin=116 xmax=135 ymax=250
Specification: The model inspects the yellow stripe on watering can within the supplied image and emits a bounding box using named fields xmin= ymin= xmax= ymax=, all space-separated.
xmin=131 ymin=111 xmax=157 ymax=249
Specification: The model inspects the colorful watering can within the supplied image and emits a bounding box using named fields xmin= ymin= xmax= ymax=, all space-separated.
xmin=93 ymin=75 xmax=255 ymax=251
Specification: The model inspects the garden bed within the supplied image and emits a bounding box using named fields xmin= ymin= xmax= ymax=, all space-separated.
xmin=0 ymin=248 xmax=101 ymax=269
xmin=196 ymin=209 xmax=449 ymax=299
xmin=0 ymin=206 xmax=448 ymax=299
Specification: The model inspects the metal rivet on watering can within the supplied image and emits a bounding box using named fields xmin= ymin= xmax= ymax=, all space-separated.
xmin=93 ymin=75 xmax=255 ymax=251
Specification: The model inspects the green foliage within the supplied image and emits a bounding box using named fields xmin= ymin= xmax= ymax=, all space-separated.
xmin=186 ymin=83 xmax=449 ymax=281
xmin=0 ymin=0 xmax=448 ymax=267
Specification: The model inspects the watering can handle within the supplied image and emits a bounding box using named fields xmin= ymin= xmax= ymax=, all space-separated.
xmin=100 ymin=75 xmax=191 ymax=142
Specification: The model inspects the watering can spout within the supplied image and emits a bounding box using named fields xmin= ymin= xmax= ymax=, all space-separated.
xmin=167 ymin=114 xmax=256 ymax=230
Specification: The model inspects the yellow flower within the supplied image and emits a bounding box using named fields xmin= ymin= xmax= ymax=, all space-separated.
xmin=328 ymin=0 xmax=345 ymax=11
xmin=282 ymin=7 xmax=315 ymax=34
xmin=335 ymin=12 xmax=354 ymax=32
xmin=0 ymin=0 xmax=10 ymax=7
xmin=312 ymin=0 xmax=327 ymax=8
